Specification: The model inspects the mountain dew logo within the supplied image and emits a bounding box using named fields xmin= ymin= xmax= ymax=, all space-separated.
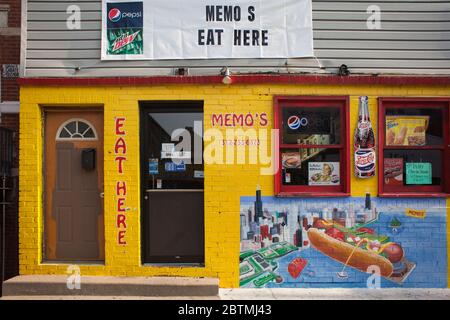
xmin=112 ymin=30 xmax=141 ymax=52
xmin=107 ymin=28 xmax=143 ymax=55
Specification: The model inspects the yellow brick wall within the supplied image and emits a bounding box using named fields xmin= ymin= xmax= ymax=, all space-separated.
xmin=19 ymin=83 xmax=450 ymax=288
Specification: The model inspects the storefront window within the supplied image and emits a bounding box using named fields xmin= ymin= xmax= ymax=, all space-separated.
xmin=274 ymin=96 xmax=350 ymax=196
xmin=379 ymin=98 xmax=450 ymax=196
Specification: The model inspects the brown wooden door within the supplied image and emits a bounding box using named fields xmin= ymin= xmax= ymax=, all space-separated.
xmin=44 ymin=110 xmax=104 ymax=261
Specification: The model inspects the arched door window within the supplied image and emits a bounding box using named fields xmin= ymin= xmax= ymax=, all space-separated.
xmin=56 ymin=119 xmax=98 ymax=141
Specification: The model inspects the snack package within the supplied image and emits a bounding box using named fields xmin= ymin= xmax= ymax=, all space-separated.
xmin=282 ymin=152 xmax=301 ymax=169
xmin=386 ymin=116 xmax=429 ymax=146
xmin=384 ymin=158 xmax=403 ymax=186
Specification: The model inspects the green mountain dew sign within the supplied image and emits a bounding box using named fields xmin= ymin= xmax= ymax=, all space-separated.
xmin=104 ymin=1 xmax=144 ymax=56
xmin=107 ymin=28 xmax=143 ymax=55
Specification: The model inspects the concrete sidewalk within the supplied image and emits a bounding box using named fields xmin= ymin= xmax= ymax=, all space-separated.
xmin=220 ymin=288 xmax=450 ymax=300
xmin=1 ymin=295 xmax=219 ymax=300
xmin=2 ymin=288 xmax=450 ymax=300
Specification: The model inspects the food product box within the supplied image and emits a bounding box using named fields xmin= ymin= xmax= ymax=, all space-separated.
xmin=384 ymin=158 xmax=403 ymax=186
xmin=386 ymin=116 xmax=429 ymax=146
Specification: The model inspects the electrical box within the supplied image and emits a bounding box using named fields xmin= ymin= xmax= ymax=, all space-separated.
xmin=81 ymin=148 xmax=96 ymax=171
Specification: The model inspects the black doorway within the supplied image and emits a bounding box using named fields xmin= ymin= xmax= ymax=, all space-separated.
xmin=140 ymin=101 xmax=204 ymax=264
xmin=0 ymin=127 xmax=16 ymax=297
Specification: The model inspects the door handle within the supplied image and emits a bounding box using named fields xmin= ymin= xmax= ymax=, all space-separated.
xmin=100 ymin=192 xmax=104 ymax=198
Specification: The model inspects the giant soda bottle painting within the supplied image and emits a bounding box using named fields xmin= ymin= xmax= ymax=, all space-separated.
xmin=354 ymin=96 xmax=376 ymax=178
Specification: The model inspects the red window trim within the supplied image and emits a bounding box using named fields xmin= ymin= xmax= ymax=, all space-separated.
xmin=274 ymin=96 xmax=350 ymax=197
xmin=378 ymin=97 xmax=450 ymax=198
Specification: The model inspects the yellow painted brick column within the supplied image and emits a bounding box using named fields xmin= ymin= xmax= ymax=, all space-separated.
xmin=103 ymin=99 xmax=142 ymax=273
xmin=350 ymin=95 xmax=378 ymax=197
xmin=18 ymin=101 xmax=43 ymax=273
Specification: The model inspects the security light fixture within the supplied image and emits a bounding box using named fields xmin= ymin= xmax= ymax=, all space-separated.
xmin=338 ymin=64 xmax=350 ymax=76
xmin=175 ymin=67 xmax=189 ymax=76
xmin=221 ymin=67 xmax=233 ymax=85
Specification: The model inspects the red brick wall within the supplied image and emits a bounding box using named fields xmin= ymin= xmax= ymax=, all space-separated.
xmin=0 ymin=35 xmax=21 ymax=101
xmin=0 ymin=0 xmax=20 ymax=28
xmin=0 ymin=0 xmax=21 ymax=102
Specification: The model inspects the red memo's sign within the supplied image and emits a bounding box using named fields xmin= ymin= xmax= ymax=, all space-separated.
xmin=212 ymin=112 xmax=268 ymax=127
xmin=115 ymin=117 xmax=128 ymax=245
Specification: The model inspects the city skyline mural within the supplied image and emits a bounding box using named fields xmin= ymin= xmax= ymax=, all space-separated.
xmin=240 ymin=191 xmax=447 ymax=288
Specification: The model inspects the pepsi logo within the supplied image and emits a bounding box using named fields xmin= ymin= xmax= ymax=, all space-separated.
xmin=287 ymin=116 xmax=308 ymax=130
xmin=355 ymin=149 xmax=376 ymax=171
xmin=108 ymin=8 xmax=121 ymax=22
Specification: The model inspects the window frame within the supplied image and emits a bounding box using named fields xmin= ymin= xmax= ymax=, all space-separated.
xmin=378 ymin=97 xmax=450 ymax=197
xmin=274 ymin=96 xmax=350 ymax=197
xmin=0 ymin=4 xmax=9 ymax=28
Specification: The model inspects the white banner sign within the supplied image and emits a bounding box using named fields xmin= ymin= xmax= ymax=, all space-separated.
xmin=101 ymin=0 xmax=313 ymax=60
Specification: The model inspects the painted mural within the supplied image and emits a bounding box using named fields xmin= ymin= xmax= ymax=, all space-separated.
xmin=240 ymin=191 xmax=447 ymax=288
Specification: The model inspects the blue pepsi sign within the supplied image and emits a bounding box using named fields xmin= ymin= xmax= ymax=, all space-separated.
xmin=285 ymin=111 xmax=331 ymax=134
xmin=107 ymin=2 xmax=143 ymax=29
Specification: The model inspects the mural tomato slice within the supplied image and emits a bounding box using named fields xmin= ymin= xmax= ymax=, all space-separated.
xmin=325 ymin=227 xmax=345 ymax=241
xmin=356 ymin=227 xmax=375 ymax=235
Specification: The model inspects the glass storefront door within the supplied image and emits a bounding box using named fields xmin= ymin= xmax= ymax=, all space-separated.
xmin=140 ymin=102 xmax=204 ymax=264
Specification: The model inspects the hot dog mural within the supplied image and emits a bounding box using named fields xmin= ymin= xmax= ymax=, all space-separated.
xmin=240 ymin=191 xmax=447 ymax=288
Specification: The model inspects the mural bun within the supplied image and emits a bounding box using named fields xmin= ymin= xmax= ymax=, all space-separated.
xmin=307 ymin=228 xmax=394 ymax=278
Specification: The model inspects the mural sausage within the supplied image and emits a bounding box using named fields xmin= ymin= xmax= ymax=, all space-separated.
xmin=307 ymin=227 xmax=395 ymax=278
